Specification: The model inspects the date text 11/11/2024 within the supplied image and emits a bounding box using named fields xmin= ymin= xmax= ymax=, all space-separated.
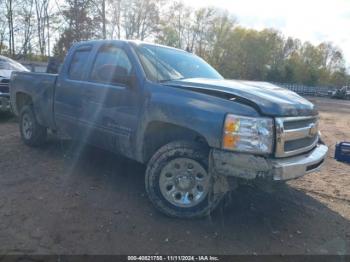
xmin=127 ymin=255 xmax=219 ymax=261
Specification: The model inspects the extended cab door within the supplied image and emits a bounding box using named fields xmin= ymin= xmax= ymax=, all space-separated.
xmin=54 ymin=45 xmax=93 ymax=138
xmin=79 ymin=42 xmax=141 ymax=157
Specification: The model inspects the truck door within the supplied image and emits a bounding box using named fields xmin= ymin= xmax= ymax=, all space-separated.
xmin=54 ymin=45 xmax=93 ymax=138
xmin=80 ymin=43 xmax=141 ymax=157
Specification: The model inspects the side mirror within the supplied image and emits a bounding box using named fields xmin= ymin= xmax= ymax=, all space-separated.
xmin=95 ymin=64 xmax=136 ymax=87
xmin=112 ymin=73 xmax=137 ymax=88
xmin=127 ymin=74 xmax=137 ymax=88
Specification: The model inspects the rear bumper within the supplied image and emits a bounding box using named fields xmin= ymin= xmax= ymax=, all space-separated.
xmin=0 ymin=93 xmax=11 ymax=112
xmin=211 ymin=144 xmax=328 ymax=181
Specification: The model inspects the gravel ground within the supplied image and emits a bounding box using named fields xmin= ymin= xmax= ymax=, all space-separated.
xmin=0 ymin=97 xmax=349 ymax=255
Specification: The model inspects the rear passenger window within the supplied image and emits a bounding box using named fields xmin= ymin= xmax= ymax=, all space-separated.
xmin=68 ymin=49 xmax=91 ymax=80
xmin=90 ymin=45 xmax=132 ymax=85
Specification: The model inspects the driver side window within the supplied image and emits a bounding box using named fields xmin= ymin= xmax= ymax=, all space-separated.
xmin=90 ymin=45 xmax=132 ymax=85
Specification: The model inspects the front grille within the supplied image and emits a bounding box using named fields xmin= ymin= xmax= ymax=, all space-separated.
xmin=283 ymin=118 xmax=315 ymax=129
xmin=275 ymin=116 xmax=319 ymax=157
xmin=0 ymin=81 xmax=9 ymax=93
xmin=284 ymin=136 xmax=317 ymax=152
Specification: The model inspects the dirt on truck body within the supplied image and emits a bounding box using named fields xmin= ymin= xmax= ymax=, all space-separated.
xmin=0 ymin=96 xmax=349 ymax=254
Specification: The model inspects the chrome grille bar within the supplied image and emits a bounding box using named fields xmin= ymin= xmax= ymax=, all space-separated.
xmin=275 ymin=116 xmax=319 ymax=158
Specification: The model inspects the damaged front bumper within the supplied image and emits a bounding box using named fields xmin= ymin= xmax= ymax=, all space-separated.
xmin=211 ymin=143 xmax=328 ymax=181
xmin=0 ymin=93 xmax=11 ymax=112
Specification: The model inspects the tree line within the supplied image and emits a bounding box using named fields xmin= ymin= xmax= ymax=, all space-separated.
xmin=0 ymin=0 xmax=349 ymax=87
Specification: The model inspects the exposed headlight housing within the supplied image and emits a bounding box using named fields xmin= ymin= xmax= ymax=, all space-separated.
xmin=222 ymin=114 xmax=274 ymax=154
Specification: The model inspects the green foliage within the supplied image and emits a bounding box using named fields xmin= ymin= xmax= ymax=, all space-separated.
xmin=53 ymin=0 xmax=102 ymax=60
xmin=156 ymin=25 xmax=180 ymax=48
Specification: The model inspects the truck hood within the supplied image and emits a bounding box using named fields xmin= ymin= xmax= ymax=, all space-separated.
xmin=166 ymin=78 xmax=317 ymax=117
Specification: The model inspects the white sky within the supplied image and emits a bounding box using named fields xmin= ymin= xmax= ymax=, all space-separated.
xmin=187 ymin=0 xmax=350 ymax=68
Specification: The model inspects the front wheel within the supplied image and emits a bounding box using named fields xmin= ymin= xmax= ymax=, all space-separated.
xmin=19 ymin=105 xmax=47 ymax=147
xmin=145 ymin=141 xmax=222 ymax=218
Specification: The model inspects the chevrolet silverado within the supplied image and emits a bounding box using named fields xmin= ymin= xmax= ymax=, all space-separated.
xmin=10 ymin=40 xmax=328 ymax=218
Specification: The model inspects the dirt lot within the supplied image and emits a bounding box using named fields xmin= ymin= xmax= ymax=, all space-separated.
xmin=0 ymin=97 xmax=349 ymax=255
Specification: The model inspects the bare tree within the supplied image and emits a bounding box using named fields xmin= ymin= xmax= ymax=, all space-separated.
xmin=0 ymin=13 xmax=7 ymax=54
xmin=107 ymin=0 xmax=122 ymax=39
xmin=34 ymin=0 xmax=49 ymax=56
xmin=45 ymin=1 xmax=51 ymax=56
xmin=191 ymin=7 xmax=215 ymax=55
xmin=53 ymin=0 xmax=101 ymax=59
xmin=88 ymin=0 xmax=107 ymax=39
xmin=5 ymin=0 xmax=15 ymax=55
xmin=158 ymin=1 xmax=193 ymax=49
xmin=122 ymin=0 xmax=160 ymax=40
xmin=318 ymin=42 xmax=345 ymax=73
xmin=17 ymin=0 xmax=34 ymax=56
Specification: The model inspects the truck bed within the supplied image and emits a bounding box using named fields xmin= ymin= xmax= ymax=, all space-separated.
xmin=10 ymin=71 xmax=58 ymax=129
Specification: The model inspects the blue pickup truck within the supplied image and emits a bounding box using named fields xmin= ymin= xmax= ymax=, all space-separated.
xmin=10 ymin=40 xmax=328 ymax=218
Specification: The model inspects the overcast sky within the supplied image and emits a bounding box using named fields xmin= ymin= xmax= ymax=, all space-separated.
xmin=188 ymin=0 xmax=350 ymax=68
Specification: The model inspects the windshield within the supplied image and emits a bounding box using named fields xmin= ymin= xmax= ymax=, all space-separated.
xmin=133 ymin=44 xmax=223 ymax=82
xmin=0 ymin=56 xmax=29 ymax=72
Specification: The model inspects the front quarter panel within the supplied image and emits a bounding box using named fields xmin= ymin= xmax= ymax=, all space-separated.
xmin=136 ymin=82 xmax=260 ymax=161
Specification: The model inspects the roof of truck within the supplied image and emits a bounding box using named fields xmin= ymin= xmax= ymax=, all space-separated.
xmin=73 ymin=39 xmax=189 ymax=53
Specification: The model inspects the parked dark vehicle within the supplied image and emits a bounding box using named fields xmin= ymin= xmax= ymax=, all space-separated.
xmin=0 ymin=55 xmax=29 ymax=112
xmin=10 ymin=40 xmax=328 ymax=218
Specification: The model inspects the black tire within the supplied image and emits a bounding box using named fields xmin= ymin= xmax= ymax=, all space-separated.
xmin=145 ymin=141 xmax=222 ymax=218
xmin=19 ymin=105 xmax=47 ymax=147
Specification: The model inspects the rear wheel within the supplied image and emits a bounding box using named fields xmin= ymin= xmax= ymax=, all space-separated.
xmin=145 ymin=141 xmax=222 ymax=218
xmin=19 ymin=105 xmax=47 ymax=146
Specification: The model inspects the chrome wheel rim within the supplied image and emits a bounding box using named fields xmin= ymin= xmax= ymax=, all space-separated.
xmin=159 ymin=158 xmax=210 ymax=208
xmin=22 ymin=113 xmax=33 ymax=140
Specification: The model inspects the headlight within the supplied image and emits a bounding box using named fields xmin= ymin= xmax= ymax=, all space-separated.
xmin=222 ymin=114 xmax=273 ymax=154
